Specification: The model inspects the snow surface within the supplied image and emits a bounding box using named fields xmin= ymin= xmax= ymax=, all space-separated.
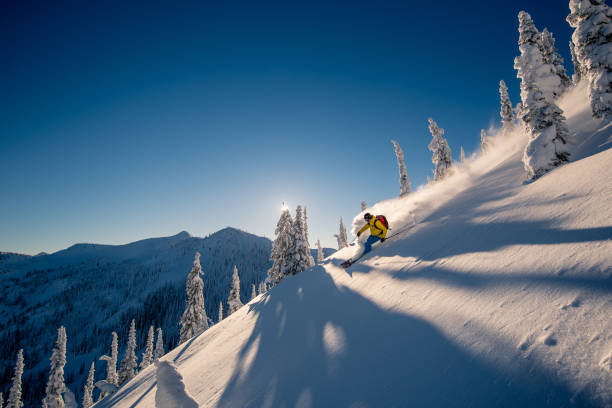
xmin=97 ymin=84 xmax=611 ymax=407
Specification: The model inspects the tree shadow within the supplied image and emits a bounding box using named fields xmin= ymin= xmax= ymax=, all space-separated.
xmin=217 ymin=267 xmax=583 ymax=408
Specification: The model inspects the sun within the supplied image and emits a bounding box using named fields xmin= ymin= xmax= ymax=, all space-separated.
xmin=281 ymin=202 xmax=289 ymax=212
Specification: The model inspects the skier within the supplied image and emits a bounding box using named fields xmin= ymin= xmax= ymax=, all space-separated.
xmin=357 ymin=213 xmax=388 ymax=255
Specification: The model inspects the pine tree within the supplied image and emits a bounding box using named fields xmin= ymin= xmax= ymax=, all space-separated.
xmin=570 ymin=41 xmax=582 ymax=83
xmin=316 ymin=239 xmax=324 ymax=264
xmin=82 ymin=362 xmax=95 ymax=408
xmin=513 ymin=11 xmax=565 ymax=103
xmin=300 ymin=206 xmax=315 ymax=267
xmin=515 ymin=11 xmax=571 ymax=179
xmin=154 ymin=328 xmax=164 ymax=361
xmin=0 ymin=392 xmax=3 ymax=408
xmin=391 ymin=140 xmax=412 ymax=196
xmin=460 ymin=146 xmax=466 ymax=163
xmin=258 ymin=281 xmax=267 ymax=295
xmin=339 ymin=217 xmax=348 ymax=248
xmin=499 ymin=80 xmax=516 ymax=132
xmin=285 ymin=205 xmax=314 ymax=276
xmin=179 ymin=252 xmax=209 ymax=343
xmin=567 ymin=0 xmax=612 ymax=119
xmin=267 ymin=207 xmax=294 ymax=287
xmin=227 ymin=265 xmax=243 ymax=315
xmin=140 ymin=326 xmax=155 ymax=370
xmin=118 ymin=320 xmax=138 ymax=385
xmin=6 ymin=349 xmax=24 ymax=408
xmin=540 ymin=28 xmax=572 ymax=94
xmin=480 ymin=129 xmax=490 ymax=153
xmin=101 ymin=332 xmax=118 ymax=387
xmin=42 ymin=326 xmax=67 ymax=408
xmin=251 ymin=283 xmax=256 ymax=300
xmin=218 ymin=301 xmax=224 ymax=322
xmin=361 ymin=201 xmax=367 ymax=211
xmin=427 ymin=118 xmax=453 ymax=181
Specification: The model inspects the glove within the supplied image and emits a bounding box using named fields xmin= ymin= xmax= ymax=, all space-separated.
xmin=380 ymin=238 xmax=386 ymax=243
xmin=357 ymin=231 xmax=361 ymax=237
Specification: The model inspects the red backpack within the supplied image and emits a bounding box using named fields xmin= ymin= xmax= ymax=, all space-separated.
xmin=375 ymin=215 xmax=389 ymax=229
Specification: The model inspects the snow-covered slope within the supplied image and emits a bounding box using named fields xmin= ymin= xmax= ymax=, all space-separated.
xmin=97 ymin=83 xmax=611 ymax=407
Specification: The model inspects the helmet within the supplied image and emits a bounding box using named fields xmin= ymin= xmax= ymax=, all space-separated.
xmin=364 ymin=212 xmax=373 ymax=221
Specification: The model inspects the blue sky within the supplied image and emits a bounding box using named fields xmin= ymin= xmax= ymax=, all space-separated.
xmin=1 ymin=0 xmax=575 ymax=254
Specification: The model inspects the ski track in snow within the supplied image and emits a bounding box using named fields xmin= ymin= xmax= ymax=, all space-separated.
xmin=96 ymin=84 xmax=612 ymax=407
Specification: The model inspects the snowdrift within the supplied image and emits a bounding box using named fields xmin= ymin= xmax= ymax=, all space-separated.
xmin=97 ymin=84 xmax=612 ymax=407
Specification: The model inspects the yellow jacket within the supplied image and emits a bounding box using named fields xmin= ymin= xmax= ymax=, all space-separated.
xmin=358 ymin=217 xmax=387 ymax=238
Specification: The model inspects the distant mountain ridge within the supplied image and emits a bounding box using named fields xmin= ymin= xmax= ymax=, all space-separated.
xmin=0 ymin=227 xmax=335 ymax=406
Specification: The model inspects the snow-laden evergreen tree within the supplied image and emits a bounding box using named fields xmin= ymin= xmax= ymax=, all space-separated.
xmin=179 ymin=252 xmax=209 ymax=343
xmin=515 ymin=11 xmax=571 ymax=178
xmin=338 ymin=217 xmax=348 ymax=248
xmin=118 ymin=320 xmax=138 ymax=385
xmin=218 ymin=301 xmax=224 ymax=322
xmin=227 ymin=265 xmax=243 ymax=315
xmin=480 ymin=129 xmax=490 ymax=153
xmin=42 ymin=326 xmax=67 ymax=408
xmin=100 ymin=332 xmax=118 ymax=389
xmin=540 ymin=28 xmax=572 ymax=94
xmin=82 ymin=362 xmax=95 ymax=408
xmin=460 ymin=146 xmax=466 ymax=163
xmin=427 ymin=175 xmax=432 ymax=184
xmin=316 ymin=239 xmax=324 ymax=264
xmin=499 ymin=80 xmax=516 ymax=132
xmin=140 ymin=326 xmax=155 ymax=370
xmin=361 ymin=201 xmax=367 ymax=211
xmin=303 ymin=206 xmax=311 ymax=249
xmin=569 ymin=40 xmax=583 ymax=83
xmin=427 ymin=118 xmax=453 ymax=181
xmin=250 ymin=283 xmax=256 ymax=300
xmin=285 ymin=205 xmax=314 ymax=276
xmin=0 ymin=392 xmax=3 ymax=408
xmin=6 ymin=349 xmax=24 ymax=408
xmin=567 ymin=0 xmax=612 ymax=119
xmin=513 ymin=12 xmax=566 ymax=103
xmin=391 ymin=140 xmax=412 ymax=196
xmin=258 ymin=281 xmax=267 ymax=295
xmin=267 ymin=207 xmax=294 ymax=287
xmin=154 ymin=328 xmax=164 ymax=361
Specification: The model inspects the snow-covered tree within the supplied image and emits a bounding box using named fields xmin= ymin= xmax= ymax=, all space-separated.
xmin=427 ymin=118 xmax=453 ymax=181
xmin=140 ymin=326 xmax=155 ymax=370
xmin=338 ymin=217 xmax=348 ymax=248
xmin=361 ymin=201 xmax=367 ymax=211
xmin=567 ymin=0 xmax=612 ymax=119
xmin=0 ymin=392 xmax=3 ymax=408
xmin=427 ymin=175 xmax=432 ymax=184
xmin=569 ymin=40 xmax=583 ymax=83
xmin=286 ymin=205 xmax=314 ymax=275
xmin=82 ymin=362 xmax=95 ymax=408
xmin=42 ymin=326 xmax=67 ymax=408
xmin=391 ymin=140 xmax=412 ymax=196
xmin=499 ymin=80 xmax=516 ymax=132
xmin=154 ymin=328 xmax=164 ymax=361
xmin=258 ymin=281 xmax=267 ymax=295
xmin=316 ymin=239 xmax=324 ymax=264
xmin=303 ymin=206 xmax=311 ymax=248
xmin=480 ymin=129 xmax=490 ymax=153
xmin=460 ymin=146 xmax=466 ymax=163
xmin=6 ymin=349 xmax=24 ymax=408
xmin=179 ymin=252 xmax=209 ymax=343
xmin=227 ymin=265 xmax=243 ymax=315
xmin=99 ymin=332 xmax=118 ymax=390
xmin=250 ymin=283 xmax=256 ymax=300
xmin=218 ymin=301 xmax=224 ymax=322
xmin=267 ymin=207 xmax=294 ymax=287
xmin=513 ymin=12 xmax=566 ymax=103
xmin=540 ymin=28 xmax=572 ymax=94
xmin=515 ymin=11 xmax=571 ymax=179
xmin=118 ymin=320 xmax=138 ymax=385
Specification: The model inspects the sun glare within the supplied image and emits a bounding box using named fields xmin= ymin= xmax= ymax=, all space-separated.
xmin=281 ymin=202 xmax=289 ymax=212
